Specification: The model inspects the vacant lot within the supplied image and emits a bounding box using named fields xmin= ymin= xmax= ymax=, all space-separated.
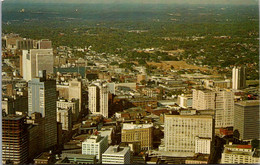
xmin=147 ymin=61 xmax=209 ymax=71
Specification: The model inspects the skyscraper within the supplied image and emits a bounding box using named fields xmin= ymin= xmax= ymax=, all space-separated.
xmin=88 ymin=81 xmax=109 ymax=118
xmin=192 ymin=88 xmax=234 ymax=128
xmin=2 ymin=115 xmax=29 ymax=164
xmin=28 ymin=71 xmax=57 ymax=149
xmin=232 ymin=66 xmax=246 ymax=90
xmin=234 ymin=100 xmax=260 ymax=140
xmin=68 ymin=79 xmax=82 ymax=113
xmin=22 ymin=49 xmax=53 ymax=81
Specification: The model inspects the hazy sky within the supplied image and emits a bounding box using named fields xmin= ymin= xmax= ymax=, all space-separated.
xmin=4 ymin=0 xmax=259 ymax=5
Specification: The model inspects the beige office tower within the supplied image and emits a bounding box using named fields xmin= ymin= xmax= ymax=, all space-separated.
xmin=88 ymin=82 xmax=108 ymax=118
xmin=232 ymin=66 xmax=246 ymax=90
xmin=192 ymin=89 xmax=234 ymax=128
xmin=234 ymin=100 xmax=260 ymax=140
xmin=68 ymin=79 xmax=82 ymax=113
xmin=164 ymin=114 xmax=214 ymax=157
xmin=121 ymin=123 xmax=153 ymax=150
xmin=22 ymin=49 xmax=53 ymax=81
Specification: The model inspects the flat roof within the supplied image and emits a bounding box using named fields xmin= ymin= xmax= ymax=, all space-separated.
xmin=102 ymin=146 xmax=129 ymax=156
xmin=3 ymin=115 xmax=25 ymax=121
xmin=235 ymin=100 xmax=260 ymax=107
xmin=122 ymin=123 xmax=153 ymax=130
xmin=62 ymin=153 xmax=96 ymax=159
xmin=165 ymin=114 xmax=213 ymax=119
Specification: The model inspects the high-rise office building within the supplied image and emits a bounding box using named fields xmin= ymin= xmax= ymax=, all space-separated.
xmin=234 ymin=100 xmax=260 ymax=140
xmin=28 ymin=71 xmax=57 ymax=149
xmin=88 ymin=81 xmax=108 ymax=118
xmin=22 ymin=49 xmax=53 ymax=81
xmin=68 ymin=79 xmax=82 ymax=113
xmin=164 ymin=114 xmax=214 ymax=157
xmin=192 ymin=88 xmax=234 ymax=128
xmin=102 ymin=145 xmax=131 ymax=164
xmin=232 ymin=66 xmax=246 ymax=90
xmin=2 ymin=115 xmax=29 ymax=164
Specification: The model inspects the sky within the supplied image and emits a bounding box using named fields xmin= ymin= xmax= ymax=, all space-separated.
xmin=3 ymin=0 xmax=259 ymax=5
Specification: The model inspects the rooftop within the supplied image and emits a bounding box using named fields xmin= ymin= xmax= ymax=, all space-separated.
xmin=3 ymin=114 xmax=26 ymax=121
xmin=122 ymin=123 xmax=153 ymax=130
xmin=223 ymin=144 xmax=253 ymax=156
xmin=102 ymin=145 xmax=130 ymax=156
xmin=235 ymin=100 xmax=260 ymax=107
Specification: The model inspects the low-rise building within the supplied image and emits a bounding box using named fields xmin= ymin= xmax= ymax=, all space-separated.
xmin=121 ymin=123 xmax=153 ymax=150
xmin=102 ymin=145 xmax=131 ymax=164
xmin=177 ymin=94 xmax=192 ymax=108
xmin=221 ymin=143 xmax=260 ymax=164
xmin=60 ymin=153 xmax=96 ymax=164
xmin=82 ymin=134 xmax=108 ymax=163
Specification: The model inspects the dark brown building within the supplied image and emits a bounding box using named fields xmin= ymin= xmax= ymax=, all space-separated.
xmin=2 ymin=115 xmax=29 ymax=164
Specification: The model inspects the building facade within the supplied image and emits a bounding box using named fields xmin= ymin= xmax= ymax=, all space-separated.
xmin=164 ymin=114 xmax=214 ymax=156
xmin=195 ymin=137 xmax=212 ymax=154
xmin=232 ymin=66 xmax=246 ymax=90
xmin=88 ymin=81 xmax=109 ymax=118
xmin=22 ymin=49 xmax=53 ymax=81
xmin=121 ymin=123 xmax=153 ymax=150
xmin=28 ymin=75 xmax=57 ymax=149
xmin=177 ymin=94 xmax=193 ymax=108
xmin=57 ymin=98 xmax=79 ymax=122
xmin=102 ymin=145 xmax=131 ymax=164
xmin=2 ymin=115 xmax=29 ymax=164
xmin=221 ymin=144 xmax=260 ymax=164
xmin=57 ymin=108 xmax=72 ymax=131
xmin=234 ymin=100 xmax=260 ymax=140
xmin=82 ymin=135 xmax=108 ymax=163
xmin=192 ymin=89 xmax=234 ymax=128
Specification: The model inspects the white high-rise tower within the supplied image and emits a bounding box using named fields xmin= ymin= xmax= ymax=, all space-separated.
xmin=88 ymin=81 xmax=109 ymax=118
xmin=232 ymin=66 xmax=246 ymax=90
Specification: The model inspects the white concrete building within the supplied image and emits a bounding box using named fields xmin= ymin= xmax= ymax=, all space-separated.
xmin=68 ymin=79 xmax=82 ymax=112
xmin=192 ymin=88 xmax=234 ymax=128
xmin=22 ymin=49 xmax=53 ymax=81
xmin=232 ymin=66 xmax=246 ymax=90
xmin=99 ymin=128 xmax=114 ymax=145
xmin=164 ymin=114 xmax=214 ymax=157
xmin=102 ymin=145 xmax=131 ymax=164
xmin=195 ymin=137 xmax=211 ymax=154
xmin=221 ymin=144 xmax=260 ymax=164
xmin=177 ymin=94 xmax=192 ymax=108
xmin=82 ymin=135 xmax=108 ymax=163
xmin=88 ymin=81 xmax=109 ymax=118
